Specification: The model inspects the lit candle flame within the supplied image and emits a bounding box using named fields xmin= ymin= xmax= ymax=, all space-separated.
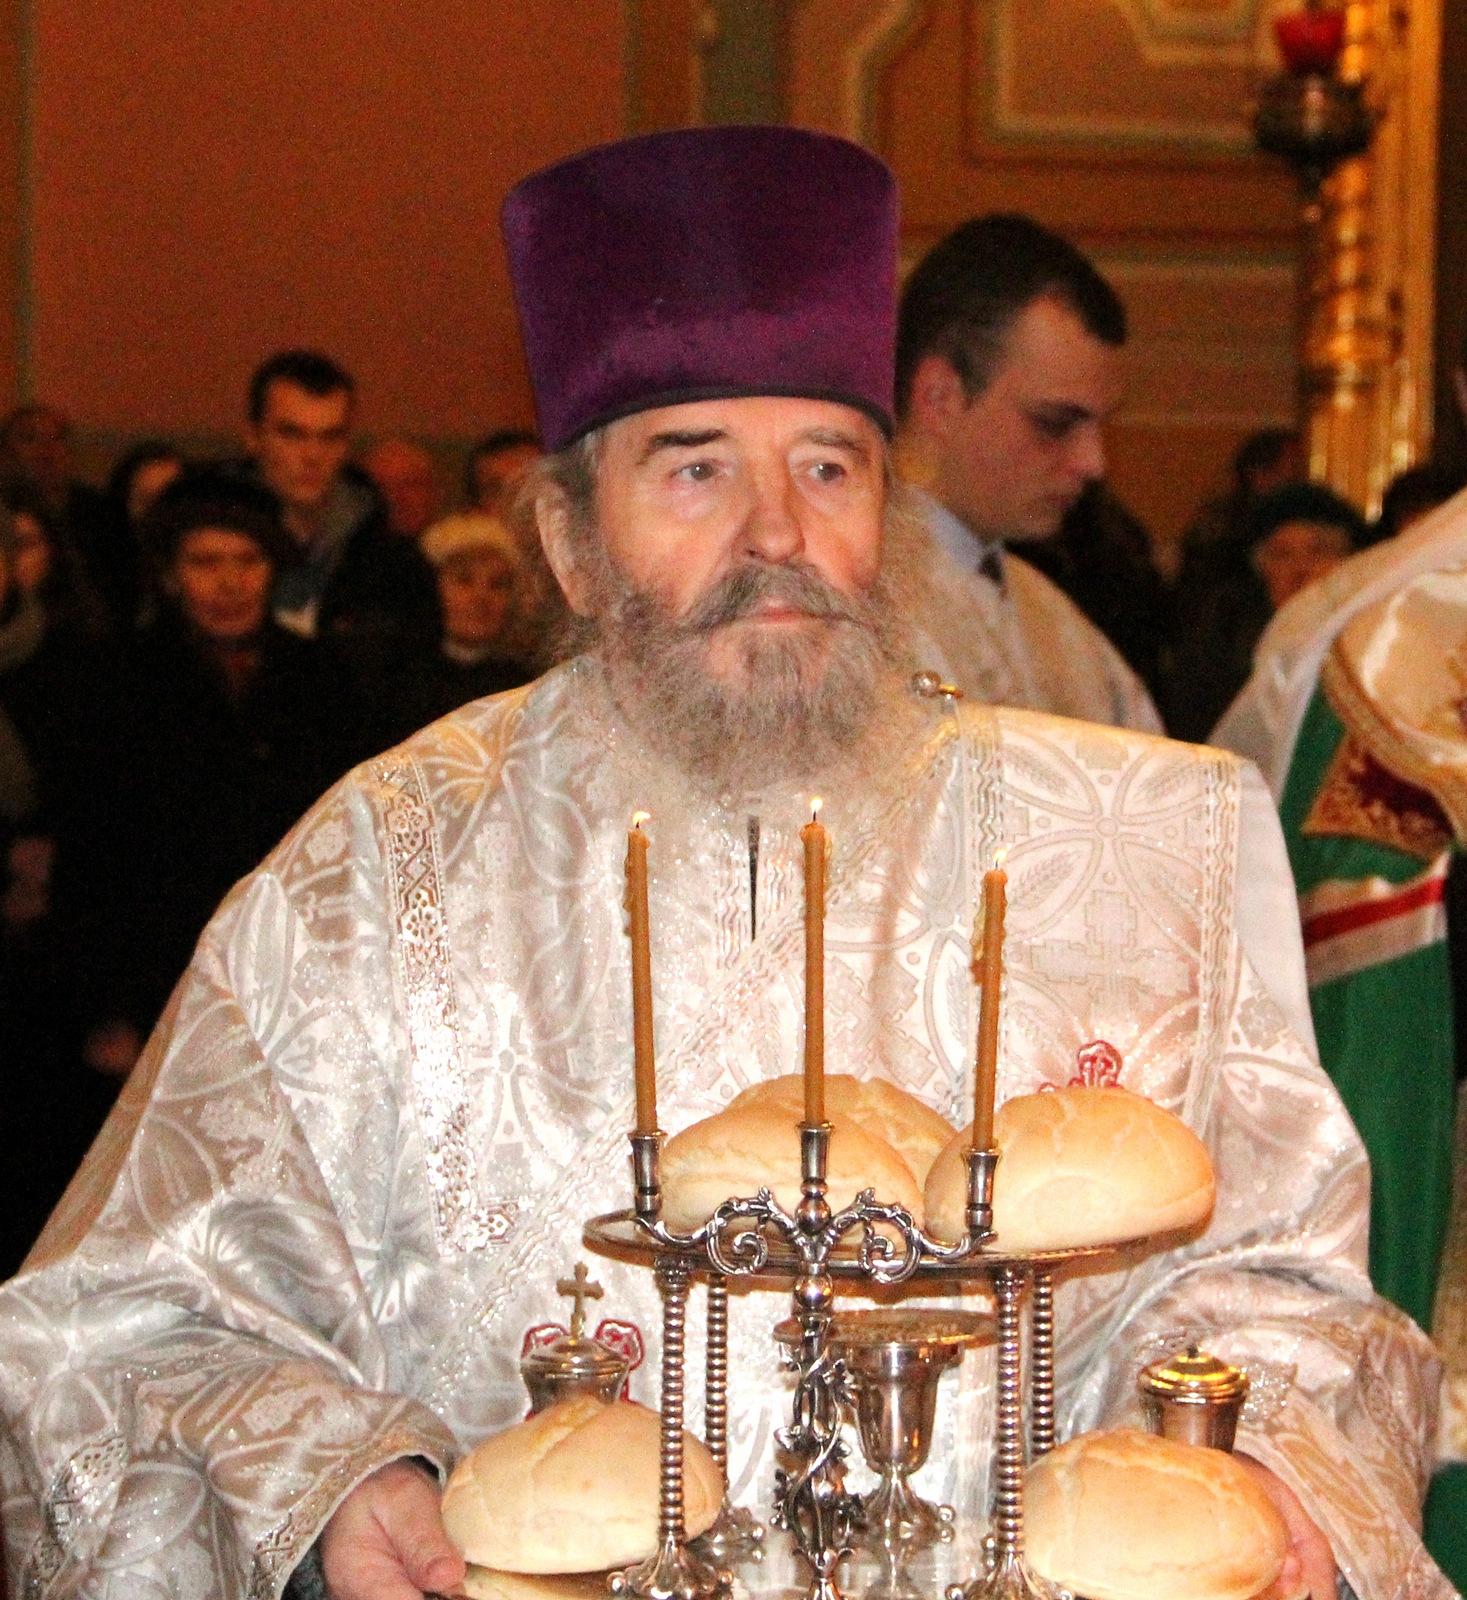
xmin=993 ymin=847 xmax=1008 ymax=870
xmin=810 ymin=797 xmax=824 ymax=821
xmin=631 ymin=811 xmax=650 ymax=829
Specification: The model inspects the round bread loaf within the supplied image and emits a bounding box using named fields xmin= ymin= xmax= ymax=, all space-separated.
xmin=661 ymin=1098 xmax=923 ymax=1230
xmin=442 ymin=1395 xmax=722 ymax=1574
xmin=924 ymin=1086 xmax=1215 ymax=1249
xmin=1026 ymin=1428 xmax=1289 ymax=1600
xmin=730 ymin=1073 xmax=956 ymax=1187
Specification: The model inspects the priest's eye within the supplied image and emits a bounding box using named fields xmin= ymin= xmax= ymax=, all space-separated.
xmin=676 ymin=460 xmax=720 ymax=484
xmin=808 ymin=460 xmax=847 ymax=484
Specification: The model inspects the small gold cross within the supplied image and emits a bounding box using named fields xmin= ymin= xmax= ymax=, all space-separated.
xmin=556 ymin=1261 xmax=605 ymax=1338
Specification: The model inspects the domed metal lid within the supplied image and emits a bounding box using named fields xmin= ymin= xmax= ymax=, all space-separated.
xmin=1138 ymin=1344 xmax=1249 ymax=1403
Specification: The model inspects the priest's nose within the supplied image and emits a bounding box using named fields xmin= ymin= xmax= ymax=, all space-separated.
xmin=738 ymin=471 xmax=805 ymax=565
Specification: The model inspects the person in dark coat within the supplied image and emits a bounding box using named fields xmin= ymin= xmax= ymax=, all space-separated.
xmin=1009 ymin=480 xmax=1168 ymax=702
xmin=0 ymin=504 xmax=120 ymax=1278
xmin=1161 ymin=481 xmax=1368 ymax=742
xmin=73 ymin=466 xmax=368 ymax=1076
xmin=231 ymin=350 xmax=439 ymax=697
xmin=375 ymin=510 xmax=534 ymax=746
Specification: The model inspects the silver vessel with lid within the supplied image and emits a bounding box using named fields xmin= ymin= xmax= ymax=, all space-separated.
xmin=1137 ymin=1343 xmax=1250 ymax=1452
xmin=520 ymin=1261 xmax=631 ymax=1413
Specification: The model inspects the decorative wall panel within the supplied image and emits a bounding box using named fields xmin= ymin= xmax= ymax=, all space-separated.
xmin=790 ymin=0 xmax=1301 ymax=547
xmin=986 ymin=0 xmax=1269 ymax=149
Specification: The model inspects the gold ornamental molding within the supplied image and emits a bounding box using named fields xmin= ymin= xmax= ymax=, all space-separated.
xmin=1303 ymin=0 xmax=1442 ymax=517
xmin=842 ymin=0 xmax=928 ymax=145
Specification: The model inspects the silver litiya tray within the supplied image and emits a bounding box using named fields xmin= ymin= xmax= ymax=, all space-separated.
xmin=583 ymin=1209 xmax=1122 ymax=1289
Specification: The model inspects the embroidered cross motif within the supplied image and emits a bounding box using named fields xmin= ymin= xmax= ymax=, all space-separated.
xmin=1024 ymin=891 xmax=1189 ymax=1009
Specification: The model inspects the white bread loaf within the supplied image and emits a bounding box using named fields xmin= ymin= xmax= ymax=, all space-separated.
xmin=442 ymin=1395 xmax=722 ymax=1574
xmin=729 ymin=1073 xmax=956 ymax=1188
xmin=924 ymin=1086 xmax=1215 ymax=1250
xmin=661 ymin=1097 xmax=924 ymax=1231
xmin=1026 ymin=1428 xmax=1289 ymax=1600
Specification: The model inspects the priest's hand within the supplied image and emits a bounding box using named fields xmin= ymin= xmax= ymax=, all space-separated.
xmin=320 ymin=1458 xmax=467 ymax=1600
xmin=1236 ymin=1453 xmax=1337 ymax=1600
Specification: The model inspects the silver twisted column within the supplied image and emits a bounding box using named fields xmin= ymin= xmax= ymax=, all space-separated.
xmin=611 ymin=1256 xmax=731 ymax=1600
xmin=693 ymin=1273 xmax=765 ymax=1560
xmin=1029 ymin=1267 xmax=1055 ymax=1459
xmin=947 ymin=1265 xmax=1061 ymax=1600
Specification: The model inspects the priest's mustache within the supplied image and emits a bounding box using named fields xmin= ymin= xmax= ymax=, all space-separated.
xmin=681 ymin=562 xmax=872 ymax=635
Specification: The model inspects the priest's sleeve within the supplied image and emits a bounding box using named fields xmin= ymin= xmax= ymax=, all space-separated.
xmin=0 ymin=778 xmax=458 ymax=1599
xmin=1060 ymin=759 xmax=1453 ymax=1600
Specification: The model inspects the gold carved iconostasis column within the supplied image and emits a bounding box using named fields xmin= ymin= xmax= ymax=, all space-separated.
xmin=785 ymin=0 xmax=1443 ymax=550
xmin=1301 ymin=0 xmax=1441 ymax=515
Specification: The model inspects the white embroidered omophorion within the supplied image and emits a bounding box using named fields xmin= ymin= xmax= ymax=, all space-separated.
xmin=0 ymin=659 xmax=1447 ymax=1599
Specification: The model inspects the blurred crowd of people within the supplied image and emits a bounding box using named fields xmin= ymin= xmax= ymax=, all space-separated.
xmin=1 ymin=327 xmax=1461 ymax=1280
xmin=0 ymin=353 xmax=549 ymax=1275
xmin=1017 ymin=428 xmax=1464 ymax=743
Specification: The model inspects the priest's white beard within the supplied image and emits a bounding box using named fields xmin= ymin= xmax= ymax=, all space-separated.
xmin=562 ymin=496 xmax=923 ymax=799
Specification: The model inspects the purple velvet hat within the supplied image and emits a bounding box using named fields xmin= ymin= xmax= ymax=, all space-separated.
xmin=501 ymin=126 xmax=899 ymax=451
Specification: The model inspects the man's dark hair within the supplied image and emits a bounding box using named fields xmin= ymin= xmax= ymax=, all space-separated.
xmin=247 ymin=349 xmax=355 ymax=424
xmin=1232 ymin=428 xmax=1298 ymax=494
xmin=143 ymin=463 xmax=296 ymax=574
xmin=1239 ymin=480 xmax=1369 ymax=555
xmin=895 ymin=214 xmax=1126 ymax=420
xmin=465 ymin=429 xmax=541 ymax=503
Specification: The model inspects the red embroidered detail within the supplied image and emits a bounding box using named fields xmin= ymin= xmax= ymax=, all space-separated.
xmin=594 ymin=1319 xmax=646 ymax=1399
xmin=1069 ymin=1040 xmax=1123 ymax=1088
xmin=521 ymin=1322 xmax=568 ymax=1357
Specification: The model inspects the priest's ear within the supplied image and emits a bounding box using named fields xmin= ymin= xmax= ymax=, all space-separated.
xmin=535 ymin=484 xmax=594 ymax=616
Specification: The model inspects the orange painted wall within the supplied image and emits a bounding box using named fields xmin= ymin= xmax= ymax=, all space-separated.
xmin=29 ymin=1 xmax=626 ymax=442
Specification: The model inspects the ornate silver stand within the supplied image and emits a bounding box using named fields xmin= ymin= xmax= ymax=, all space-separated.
xmin=592 ymin=1126 xmax=1004 ymax=1600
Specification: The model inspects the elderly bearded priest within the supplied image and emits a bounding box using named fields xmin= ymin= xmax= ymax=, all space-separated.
xmin=0 ymin=129 xmax=1447 ymax=1600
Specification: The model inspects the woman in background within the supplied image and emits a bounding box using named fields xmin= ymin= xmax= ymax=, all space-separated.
xmin=1161 ymin=482 xmax=1367 ymax=742
xmin=376 ymin=510 xmax=535 ymax=745
xmin=72 ymin=465 xmax=366 ymax=1080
